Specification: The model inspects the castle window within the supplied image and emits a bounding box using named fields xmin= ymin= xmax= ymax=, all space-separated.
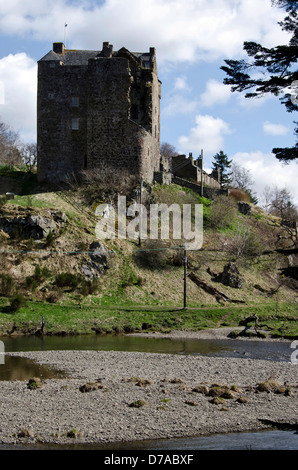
xmin=72 ymin=118 xmax=79 ymax=130
xmin=49 ymin=63 xmax=55 ymax=69
xmin=72 ymin=97 xmax=79 ymax=107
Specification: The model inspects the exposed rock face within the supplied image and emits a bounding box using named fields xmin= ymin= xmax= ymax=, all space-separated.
xmin=216 ymin=262 xmax=244 ymax=288
xmin=80 ymin=241 xmax=112 ymax=279
xmin=0 ymin=211 xmax=67 ymax=239
xmin=0 ymin=215 xmax=56 ymax=239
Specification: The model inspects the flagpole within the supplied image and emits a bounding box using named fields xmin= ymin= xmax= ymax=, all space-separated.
xmin=64 ymin=23 xmax=68 ymax=47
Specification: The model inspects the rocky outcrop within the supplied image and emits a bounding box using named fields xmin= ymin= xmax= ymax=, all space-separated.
xmin=80 ymin=241 xmax=113 ymax=279
xmin=216 ymin=262 xmax=244 ymax=288
xmin=0 ymin=211 xmax=67 ymax=239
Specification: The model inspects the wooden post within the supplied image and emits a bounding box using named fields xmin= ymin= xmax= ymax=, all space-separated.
xmin=200 ymin=149 xmax=203 ymax=197
xmin=139 ymin=179 xmax=143 ymax=246
xmin=183 ymin=246 xmax=187 ymax=310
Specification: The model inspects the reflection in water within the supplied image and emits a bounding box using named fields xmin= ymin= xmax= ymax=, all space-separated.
xmin=0 ymin=334 xmax=230 ymax=355
xmin=0 ymin=333 xmax=292 ymax=382
xmin=0 ymin=333 xmax=292 ymax=361
xmin=0 ymin=356 xmax=65 ymax=382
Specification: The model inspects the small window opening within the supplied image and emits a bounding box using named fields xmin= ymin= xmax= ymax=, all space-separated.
xmin=72 ymin=118 xmax=79 ymax=130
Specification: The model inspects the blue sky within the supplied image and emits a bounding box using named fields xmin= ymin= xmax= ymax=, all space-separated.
xmin=0 ymin=0 xmax=297 ymax=205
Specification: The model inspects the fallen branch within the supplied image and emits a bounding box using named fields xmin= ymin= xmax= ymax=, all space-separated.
xmin=239 ymin=314 xmax=259 ymax=334
xmin=188 ymin=272 xmax=245 ymax=304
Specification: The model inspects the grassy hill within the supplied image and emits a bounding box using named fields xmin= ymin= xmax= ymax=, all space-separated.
xmin=0 ymin=167 xmax=297 ymax=338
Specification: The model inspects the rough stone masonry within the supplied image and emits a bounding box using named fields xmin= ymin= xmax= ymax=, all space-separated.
xmin=37 ymin=42 xmax=161 ymax=184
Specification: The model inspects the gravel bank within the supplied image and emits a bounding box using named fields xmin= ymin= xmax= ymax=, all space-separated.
xmin=1 ymin=341 xmax=298 ymax=447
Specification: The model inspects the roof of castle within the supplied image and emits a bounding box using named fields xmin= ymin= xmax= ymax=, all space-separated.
xmin=39 ymin=48 xmax=152 ymax=67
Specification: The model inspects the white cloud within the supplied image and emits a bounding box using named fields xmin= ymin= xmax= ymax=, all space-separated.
xmin=0 ymin=53 xmax=37 ymax=142
xmin=232 ymin=151 xmax=298 ymax=207
xmin=162 ymin=75 xmax=198 ymax=117
xmin=0 ymin=0 xmax=290 ymax=64
xmin=263 ymin=121 xmax=290 ymax=136
xmin=178 ymin=114 xmax=233 ymax=156
xmin=0 ymin=81 xmax=4 ymax=105
xmin=174 ymin=76 xmax=191 ymax=92
xmin=162 ymin=95 xmax=198 ymax=117
xmin=199 ymin=79 xmax=232 ymax=108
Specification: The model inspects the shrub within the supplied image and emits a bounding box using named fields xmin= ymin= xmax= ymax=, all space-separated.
xmin=55 ymin=272 xmax=81 ymax=289
xmin=226 ymin=223 xmax=265 ymax=260
xmin=9 ymin=294 xmax=26 ymax=312
xmin=27 ymin=377 xmax=42 ymax=390
xmin=25 ymin=266 xmax=51 ymax=292
xmin=79 ymin=165 xmax=138 ymax=204
xmin=133 ymin=240 xmax=170 ymax=270
xmin=0 ymin=274 xmax=15 ymax=296
xmin=25 ymin=276 xmax=38 ymax=292
xmin=206 ymin=195 xmax=238 ymax=229
xmin=0 ymin=195 xmax=7 ymax=208
xmin=229 ymin=189 xmax=251 ymax=203
xmin=80 ymin=278 xmax=100 ymax=296
xmin=128 ymin=400 xmax=147 ymax=408
xmin=66 ymin=428 xmax=82 ymax=439
xmin=34 ymin=265 xmax=51 ymax=281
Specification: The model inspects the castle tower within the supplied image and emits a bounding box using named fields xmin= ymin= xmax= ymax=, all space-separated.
xmin=37 ymin=42 xmax=161 ymax=184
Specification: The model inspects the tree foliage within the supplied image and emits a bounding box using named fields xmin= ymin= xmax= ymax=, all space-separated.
xmin=0 ymin=119 xmax=21 ymax=166
xmin=19 ymin=143 xmax=37 ymax=172
xmin=221 ymin=0 xmax=298 ymax=161
xmin=160 ymin=142 xmax=178 ymax=159
xmin=0 ymin=117 xmax=37 ymax=169
xmin=211 ymin=150 xmax=232 ymax=187
xmin=264 ymin=185 xmax=298 ymax=222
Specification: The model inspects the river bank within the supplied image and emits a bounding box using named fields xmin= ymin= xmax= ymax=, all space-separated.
xmin=0 ymin=329 xmax=297 ymax=447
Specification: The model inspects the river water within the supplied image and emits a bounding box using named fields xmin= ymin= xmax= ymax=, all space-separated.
xmin=0 ymin=333 xmax=297 ymax=450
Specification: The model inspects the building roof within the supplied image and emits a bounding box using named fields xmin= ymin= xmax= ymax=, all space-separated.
xmin=39 ymin=45 xmax=153 ymax=67
xmin=39 ymin=49 xmax=100 ymax=65
xmin=39 ymin=50 xmax=62 ymax=62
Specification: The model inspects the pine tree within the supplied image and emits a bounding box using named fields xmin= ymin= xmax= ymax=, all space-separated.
xmin=211 ymin=150 xmax=232 ymax=187
xmin=221 ymin=0 xmax=298 ymax=162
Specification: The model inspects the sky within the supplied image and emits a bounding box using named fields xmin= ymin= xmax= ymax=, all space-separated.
xmin=0 ymin=0 xmax=297 ymax=206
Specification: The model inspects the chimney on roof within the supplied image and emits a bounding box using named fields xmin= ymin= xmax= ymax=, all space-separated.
xmin=102 ymin=42 xmax=113 ymax=58
xmin=53 ymin=42 xmax=65 ymax=54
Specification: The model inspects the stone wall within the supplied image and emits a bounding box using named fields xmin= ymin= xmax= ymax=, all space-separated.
xmin=0 ymin=176 xmax=24 ymax=195
xmin=37 ymin=62 xmax=89 ymax=183
xmin=173 ymin=176 xmax=228 ymax=199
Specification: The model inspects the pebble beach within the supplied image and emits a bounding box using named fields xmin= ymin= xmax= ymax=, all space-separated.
xmin=0 ymin=329 xmax=298 ymax=447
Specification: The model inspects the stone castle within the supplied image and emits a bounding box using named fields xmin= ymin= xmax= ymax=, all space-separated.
xmin=37 ymin=42 xmax=161 ymax=184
